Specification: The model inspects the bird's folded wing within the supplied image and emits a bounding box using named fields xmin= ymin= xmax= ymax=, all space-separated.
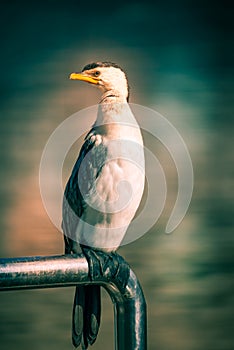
xmin=62 ymin=130 xmax=107 ymax=240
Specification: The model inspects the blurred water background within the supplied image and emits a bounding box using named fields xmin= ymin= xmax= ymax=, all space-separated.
xmin=0 ymin=1 xmax=233 ymax=349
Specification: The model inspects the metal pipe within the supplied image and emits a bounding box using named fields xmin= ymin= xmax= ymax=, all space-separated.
xmin=0 ymin=254 xmax=147 ymax=350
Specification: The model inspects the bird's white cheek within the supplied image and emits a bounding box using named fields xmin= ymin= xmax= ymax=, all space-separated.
xmin=97 ymin=83 xmax=106 ymax=92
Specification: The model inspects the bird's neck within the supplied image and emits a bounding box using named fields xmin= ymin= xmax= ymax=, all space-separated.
xmin=99 ymin=90 xmax=127 ymax=104
xmin=93 ymin=94 xmax=138 ymax=131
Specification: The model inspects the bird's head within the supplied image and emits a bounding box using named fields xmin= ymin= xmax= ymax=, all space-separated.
xmin=70 ymin=62 xmax=129 ymax=101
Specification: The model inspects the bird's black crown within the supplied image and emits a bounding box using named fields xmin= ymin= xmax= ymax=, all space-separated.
xmin=82 ymin=61 xmax=124 ymax=73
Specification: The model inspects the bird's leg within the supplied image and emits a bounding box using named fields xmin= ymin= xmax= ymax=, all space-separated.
xmin=81 ymin=247 xmax=110 ymax=280
xmin=81 ymin=247 xmax=130 ymax=292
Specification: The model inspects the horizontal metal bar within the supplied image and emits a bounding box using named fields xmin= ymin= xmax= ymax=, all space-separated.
xmin=0 ymin=255 xmax=89 ymax=290
xmin=0 ymin=254 xmax=147 ymax=350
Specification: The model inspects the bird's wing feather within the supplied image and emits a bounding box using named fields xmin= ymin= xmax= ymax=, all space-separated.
xmin=62 ymin=129 xmax=107 ymax=252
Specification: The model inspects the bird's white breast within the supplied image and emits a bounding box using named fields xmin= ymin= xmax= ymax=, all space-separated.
xmin=76 ymin=104 xmax=145 ymax=251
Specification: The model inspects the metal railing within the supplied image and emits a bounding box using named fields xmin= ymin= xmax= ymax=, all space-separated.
xmin=0 ymin=254 xmax=147 ymax=350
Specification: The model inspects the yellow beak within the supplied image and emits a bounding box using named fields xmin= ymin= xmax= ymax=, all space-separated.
xmin=69 ymin=73 xmax=99 ymax=85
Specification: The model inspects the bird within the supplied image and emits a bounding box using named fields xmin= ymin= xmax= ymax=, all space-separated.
xmin=62 ymin=61 xmax=145 ymax=349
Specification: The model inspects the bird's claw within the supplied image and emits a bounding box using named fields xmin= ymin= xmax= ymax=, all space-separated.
xmin=81 ymin=248 xmax=130 ymax=292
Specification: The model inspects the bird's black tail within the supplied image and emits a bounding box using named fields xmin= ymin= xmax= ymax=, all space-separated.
xmin=72 ymin=285 xmax=101 ymax=349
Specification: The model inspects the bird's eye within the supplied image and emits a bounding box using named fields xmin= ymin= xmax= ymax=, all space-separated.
xmin=94 ymin=71 xmax=100 ymax=77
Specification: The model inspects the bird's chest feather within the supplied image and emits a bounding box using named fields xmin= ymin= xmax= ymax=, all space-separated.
xmin=85 ymin=138 xmax=145 ymax=217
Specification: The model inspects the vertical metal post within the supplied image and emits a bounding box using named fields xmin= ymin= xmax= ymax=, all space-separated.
xmin=0 ymin=255 xmax=147 ymax=350
xmin=115 ymin=279 xmax=147 ymax=350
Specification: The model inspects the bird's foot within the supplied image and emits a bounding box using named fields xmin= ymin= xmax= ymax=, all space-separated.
xmin=81 ymin=248 xmax=130 ymax=292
